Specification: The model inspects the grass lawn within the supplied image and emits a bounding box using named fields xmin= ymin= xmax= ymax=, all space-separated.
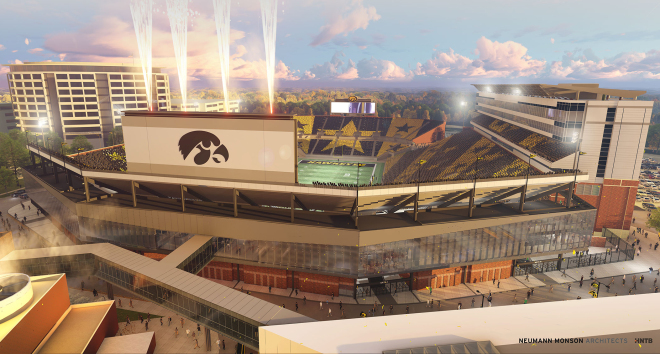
xmin=0 ymin=179 xmax=24 ymax=198
xmin=117 ymin=308 xmax=163 ymax=323
xmin=297 ymin=160 xmax=382 ymax=185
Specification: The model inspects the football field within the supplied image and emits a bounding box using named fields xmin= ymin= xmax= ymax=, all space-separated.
xmin=297 ymin=160 xmax=383 ymax=185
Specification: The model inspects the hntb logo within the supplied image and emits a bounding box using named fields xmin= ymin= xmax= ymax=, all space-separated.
xmin=635 ymin=338 xmax=653 ymax=344
xmin=178 ymin=131 xmax=229 ymax=165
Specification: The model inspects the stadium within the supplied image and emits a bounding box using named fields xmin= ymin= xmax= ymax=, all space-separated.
xmin=2 ymin=108 xmax=597 ymax=350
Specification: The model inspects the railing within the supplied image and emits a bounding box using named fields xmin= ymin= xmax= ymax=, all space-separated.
xmin=514 ymin=235 xmax=635 ymax=277
xmin=27 ymin=142 xmax=88 ymax=170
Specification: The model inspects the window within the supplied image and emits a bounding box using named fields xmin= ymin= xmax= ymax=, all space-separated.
xmin=138 ymin=96 xmax=147 ymax=101
xmin=110 ymin=75 xmax=121 ymax=80
xmin=32 ymin=74 xmax=42 ymax=79
xmin=112 ymin=89 xmax=123 ymax=95
xmin=113 ymin=104 xmax=125 ymax=109
xmin=158 ymin=89 xmax=166 ymax=94
xmin=122 ymin=75 xmax=134 ymax=80
xmin=125 ymin=96 xmax=136 ymax=101
xmin=35 ymin=90 xmax=44 ymax=95
xmin=18 ymin=97 xmax=25 ymax=102
xmin=71 ymin=90 xmax=83 ymax=95
xmin=124 ymin=89 xmax=135 ymax=94
xmin=82 ymin=74 xmax=94 ymax=80
xmin=74 ymin=112 xmax=87 ymax=117
xmin=24 ymin=82 xmax=33 ymax=87
xmin=38 ymin=105 xmax=46 ymax=110
xmin=25 ymin=97 xmax=33 ymax=102
xmin=38 ymin=112 xmax=47 ymax=117
xmin=61 ymin=105 xmax=72 ymax=110
xmin=87 ymin=111 xmax=99 ymax=117
xmin=137 ymin=103 xmax=148 ymax=108
xmin=123 ymin=82 xmax=134 ymax=87
xmin=83 ymin=82 xmax=95 ymax=87
xmin=56 ymin=74 xmax=67 ymax=79
xmin=112 ymin=97 xmax=124 ymax=102
xmin=73 ymin=97 xmax=84 ymax=102
xmin=84 ymin=90 xmax=96 ymax=95
xmin=111 ymin=82 xmax=122 ymax=87
xmin=70 ymin=82 xmax=83 ymax=87
xmin=86 ymin=104 xmax=98 ymax=110
xmin=606 ymin=108 xmax=616 ymax=122
xmin=34 ymin=82 xmax=43 ymax=87
xmin=137 ymin=89 xmax=146 ymax=95
xmin=85 ymin=97 xmax=97 ymax=102
xmin=15 ymin=82 xmax=23 ymax=87
xmin=69 ymin=74 xmax=81 ymax=80
xmin=17 ymin=90 xmax=24 ymax=95
xmin=20 ymin=105 xmax=26 ymax=110
xmin=29 ymin=112 xmax=37 ymax=117
xmin=20 ymin=112 xmax=27 ymax=117
xmin=157 ymin=75 xmax=164 ymax=80
xmin=135 ymin=82 xmax=145 ymax=87
xmin=157 ymin=82 xmax=165 ymax=87
xmin=36 ymin=97 xmax=45 ymax=103
xmin=126 ymin=103 xmax=137 ymax=109
xmin=74 ymin=105 xmax=85 ymax=110
xmin=62 ymin=112 xmax=73 ymax=117
xmin=64 ymin=119 xmax=99 ymax=125
xmin=25 ymin=90 xmax=33 ymax=95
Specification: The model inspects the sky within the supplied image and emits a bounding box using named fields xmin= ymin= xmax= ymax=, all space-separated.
xmin=2 ymin=0 xmax=660 ymax=92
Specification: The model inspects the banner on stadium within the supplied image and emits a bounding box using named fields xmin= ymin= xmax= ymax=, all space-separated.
xmin=300 ymin=160 xmax=375 ymax=168
xmin=123 ymin=114 xmax=297 ymax=183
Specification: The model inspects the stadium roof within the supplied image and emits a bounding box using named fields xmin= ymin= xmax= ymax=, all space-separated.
xmin=472 ymin=83 xmax=645 ymax=99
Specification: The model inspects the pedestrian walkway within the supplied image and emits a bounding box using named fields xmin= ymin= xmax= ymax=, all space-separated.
xmin=8 ymin=200 xmax=44 ymax=224
xmin=414 ymin=284 xmax=475 ymax=303
xmin=513 ymin=275 xmax=546 ymax=288
xmin=464 ymin=277 xmax=530 ymax=295
xmin=230 ymin=279 xmax=358 ymax=305
xmin=68 ymin=287 xmax=245 ymax=354
xmin=4 ymin=201 xmax=74 ymax=248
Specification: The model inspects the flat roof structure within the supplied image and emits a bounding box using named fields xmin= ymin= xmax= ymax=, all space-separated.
xmin=97 ymin=332 xmax=155 ymax=354
xmin=472 ymin=83 xmax=646 ymax=99
xmin=260 ymin=293 xmax=660 ymax=353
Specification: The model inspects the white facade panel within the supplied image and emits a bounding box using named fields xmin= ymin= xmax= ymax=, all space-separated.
xmin=608 ymin=124 xmax=644 ymax=180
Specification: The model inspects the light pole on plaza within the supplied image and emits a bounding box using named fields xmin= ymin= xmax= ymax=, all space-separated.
xmin=475 ymin=289 xmax=485 ymax=308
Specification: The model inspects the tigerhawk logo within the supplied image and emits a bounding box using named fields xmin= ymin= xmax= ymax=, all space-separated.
xmin=178 ymin=131 xmax=229 ymax=165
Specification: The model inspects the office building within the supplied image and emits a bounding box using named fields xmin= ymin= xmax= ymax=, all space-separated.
xmin=0 ymin=103 xmax=18 ymax=133
xmin=5 ymin=62 xmax=171 ymax=148
xmin=170 ymin=98 xmax=240 ymax=112
xmin=471 ymin=83 xmax=653 ymax=231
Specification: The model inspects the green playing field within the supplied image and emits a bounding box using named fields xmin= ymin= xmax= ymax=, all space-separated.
xmin=297 ymin=160 xmax=383 ymax=185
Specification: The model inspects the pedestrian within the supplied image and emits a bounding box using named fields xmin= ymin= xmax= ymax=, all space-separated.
xmin=641 ymin=275 xmax=645 ymax=283
xmin=382 ymin=309 xmax=385 ymax=316
xmin=145 ymin=320 xmax=148 ymax=331
xmin=197 ymin=324 xmax=200 ymax=333
xmin=524 ymin=298 xmax=528 ymax=304
xmin=303 ymin=296 xmax=306 ymax=305
xmin=525 ymin=274 xmax=529 ymax=282
xmin=513 ymin=294 xmax=517 ymax=303
xmin=623 ymin=275 xmax=626 ymax=285
xmin=590 ymin=268 xmax=594 ymax=278
xmin=169 ymin=317 xmax=172 ymax=326
xmin=493 ymin=278 xmax=496 ymax=285
xmin=406 ymin=305 xmax=409 ymax=314
xmin=21 ymin=203 xmax=24 ymax=210
xmin=81 ymin=281 xmax=85 ymax=290
xmin=389 ymin=304 xmax=393 ymax=314
xmin=92 ymin=288 xmax=97 ymax=297
xmin=160 ymin=318 xmax=163 ymax=326
xmin=527 ymin=290 xmax=531 ymax=299
xmin=426 ymin=299 xmax=430 ymax=308
xmin=328 ymin=308 xmax=332 ymax=317
xmin=222 ymin=339 xmax=225 ymax=350
xmin=140 ymin=315 xmax=143 ymax=323
xmin=269 ymin=285 xmax=271 ymax=293
xmin=579 ymin=279 xmax=583 ymax=287
xmin=126 ymin=317 xmax=131 ymax=328
xmin=282 ymin=304 xmax=285 ymax=309
xmin=28 ymin=205 xmax=30 ymax=211
xmin=118 ymin=298 xmax=122 ymax=307
xmin=531 ymin=288 xmax=534 ymax=296
xmin=194 ymin=339 xmax=200 ymax=349
xmin=633 ymin=281 xmax=637 ymax=290
xmin=497 ymin=280 xmax=500 ymax=288
xmin=646 ymin=232 xmax=649 ymax=238
xmin=629 ymin=288 xmax=633 ymax=295
xmin=130 ymin=299 xmax=134 ymax=308
xmin=175 ymin=327 xmax=179 ymax=338
xmin=488 ymin=296 xmax=492 ymax=307
xmin=430 ymin=299 xmax=433 ymax=307
xmin=655 ymin=278 xmax=658 ymax=287
xmin=319 ymin=301 xmax=323 ymax=310
xmin=216 ymin=339 xmax=221 ymax=352
xmin=147 ymin=313 xmax=150 ymax=321
xmin=568 ymin=284 xmax=571 ymax=292
xmin=656 ymin=287 xmax=659 ymax=293
xmin=295 ymin=289 xmax=298 ymax=296
xmin=192 ymin=331 xmax=196 ymax=339
xmin=339 ymin=301 xmax=342 ymax=310
xmin=23 ymin=216 xmax=26 ymax=223
xmin=549 ymin=285 xmax=553 ymax=292
xmin=332 ymin=292 xmax=334 ymax=300
xmin=458 ymin=302 xmax=462 ymax=310
xmin=295 ymin=302 xmax=298 ymax=311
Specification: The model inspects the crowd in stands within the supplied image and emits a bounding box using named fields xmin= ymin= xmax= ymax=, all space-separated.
xmin=382 ymin=130 xmax=542 ymax=184
xmin=72 ymin=145 xmax=127 ymax=171
xmin=472 ymin=114 xmax=576 ymax=162
xmin=312 ymin=181 xmax=381 ymax=188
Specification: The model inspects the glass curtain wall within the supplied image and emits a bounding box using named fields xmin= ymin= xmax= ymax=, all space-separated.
xmin=24 ymin=173 xmax=81 ymax=238
xmin=359 ymin=210 xmax=596 ymax=277
xmin=78 ymin=217 xmax=193 ymax=251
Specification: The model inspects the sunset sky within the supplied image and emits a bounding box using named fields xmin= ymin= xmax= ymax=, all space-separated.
xmin=2 ymin=0 xmax=660 ymax=91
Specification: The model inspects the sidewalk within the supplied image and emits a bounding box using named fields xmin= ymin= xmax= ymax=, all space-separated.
xmin=5 ymin=200 xmax=74 ymax=248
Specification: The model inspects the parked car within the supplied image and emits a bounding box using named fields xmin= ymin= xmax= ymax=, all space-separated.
xmin=643 ymin=202 xmax=657 ymax=210
xmin=12 ymin=190 xmax=26 ymax=197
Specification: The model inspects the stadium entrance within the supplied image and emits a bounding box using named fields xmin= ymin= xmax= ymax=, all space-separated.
xmin=297 ymin=159 xmax=383 ymax=185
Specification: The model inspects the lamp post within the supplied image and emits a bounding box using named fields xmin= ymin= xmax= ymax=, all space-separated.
xmin=475 ymin=290 xmax=485 ymax=308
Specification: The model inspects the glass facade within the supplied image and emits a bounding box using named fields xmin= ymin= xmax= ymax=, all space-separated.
xmin=78 ymin=217 xmax=193 ymax=251
xmin=358 ymin=210 xmax=596 ymax=277
xmin=97 ymin=260 xmax=259 ymax=348
xmin=24 ymin=173 xmax=81 ymax=239
xmin=178 ymin=239 xmax=217 ymax=274
xmin=476 ymin=97 xmax=586 ymax=141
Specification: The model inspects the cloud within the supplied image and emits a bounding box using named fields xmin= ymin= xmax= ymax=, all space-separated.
xmin=0 ymin=44 xmax=5 ymax=51
xmin=551 ymin=38 xmax=555 ymax=44
xmin=356 ymin=57 xmax=408 ymax=80
xmin=0 ymin=66 xmax=9 ymax=76
xmin=11 ymin=50 xmax=17 ymax=53
xmin=414 ymin=36 xmax=546 ymax=78
xmin=549 ymin=49 xmax=660 ymax=80
xmin=59 ymin=53 xmax=66 ymax=61
xmin=25 ymin=38 xmax=29 ymax=45
xmin=28 ymin=48 xmax=44 ymax=54
xmin=513 ymin=26 xmax=540 ymax=38
xmin=570 ymin=30 xmax=660 ymax=44
xmin=13 ymin=59 xmax=23 ymax=64
xmin=306 ymin=51 xmax=357 ymax=79
xmin=541 ymin=23 xmax=572 ymax=37
xmin=310 ymin=1 xmax=380 ymax=46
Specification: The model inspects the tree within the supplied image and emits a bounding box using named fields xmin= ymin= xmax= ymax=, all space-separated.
xmin=647 ymin=209 xmax=660 ymax=231
xmin=106 ymin=126 xmax=124 ymax=146
xmin=0 ymin=132 xmax=30 ymax=179
xmin=0 ymin=167 xmax=14 ymax=190
xmin=70 ymin=136 xmax=93 ymax=153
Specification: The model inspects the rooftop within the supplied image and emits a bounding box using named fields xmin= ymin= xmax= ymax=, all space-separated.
xmin=473 ymin=83 xmax=645 ymax=100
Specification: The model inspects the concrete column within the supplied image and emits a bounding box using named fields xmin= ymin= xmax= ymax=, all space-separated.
xmin=518 ymin=185 xmax=527 ymax=212
xmin=84 ymin=177 xmax=90 ymax=203
xmin=291 ymin=193 xmax=295 ymax=223
xmin=107 ymin=282 xmax=114 ymax=300
xmin=566 ymin=182 xmax=575 ymax=209
xmin=204 ymin=327 xmax=211 ymax=351
xmin=131 ymin=181 xmax=137 ymax=207
xmin=468 ymin=189 xmax=475 ymax=218
xmin=181 ymin=185 xmax=186 ymax=213
xmin=414 ymin=193 xmax=419 ymax=221
xmin=233 ymin=189 xmax=238 ymax=217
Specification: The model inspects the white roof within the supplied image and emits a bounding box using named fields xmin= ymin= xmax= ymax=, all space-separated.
xmin=261 ymin=293 xmax=660 ymax=353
